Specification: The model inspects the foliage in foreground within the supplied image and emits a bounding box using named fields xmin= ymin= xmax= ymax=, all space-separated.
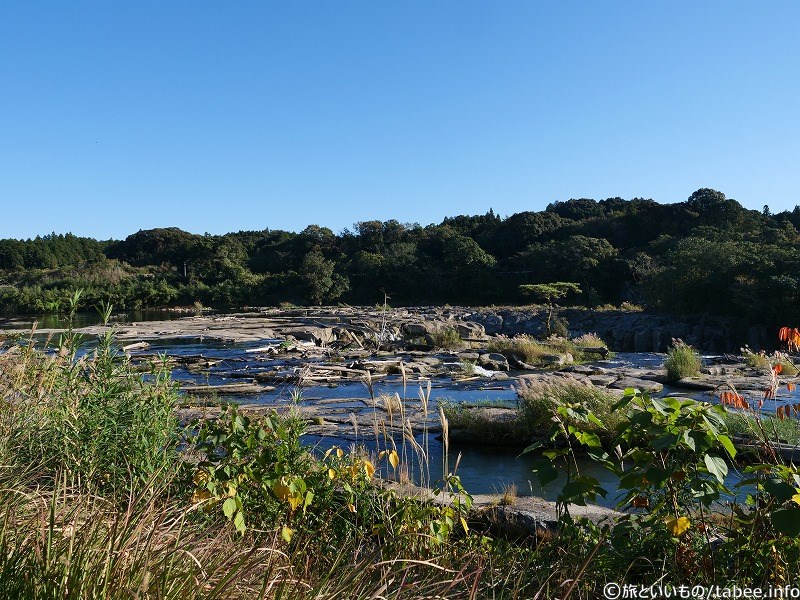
xmin=4 ymin=321 xmax=800 ymax=597
xmin=527 ymin=386 xmax=800 ymax=587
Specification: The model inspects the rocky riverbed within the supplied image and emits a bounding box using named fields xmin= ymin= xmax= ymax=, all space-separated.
xmin=4 ymin=305 xmax=797 ymax=442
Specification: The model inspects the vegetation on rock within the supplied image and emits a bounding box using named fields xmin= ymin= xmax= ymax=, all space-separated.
xmin=664 ymin=341 xmax=702 ymax=382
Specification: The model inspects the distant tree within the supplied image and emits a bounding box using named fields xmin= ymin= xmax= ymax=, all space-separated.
xmin=300 ymin=248 xmax=348 ymax=305
xmin=519 ymin=282 xmax=582 ymax=334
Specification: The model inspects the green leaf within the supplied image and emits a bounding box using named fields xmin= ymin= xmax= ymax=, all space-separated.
xmin=233 ymin=510 xmax=246 ymax=534
xmin=716 ymin=434 xmax=736 ymax=459
xmin=763 ymin=478 xmax=795 ymax=503
xmin=531 ymin=458 xmax=559 ymax=488
xmin=644 ymin=467 xmax=670 ymax=487
xmin=612 ymin=393 xmax=636 ymax=412
xmin=222 ymin=497 xmax=237 ymax=519
xmin=771 ymin=508 xmax=800 ymax=536
xmin=619 ymin=471 xmax=648 ymax=490
xmin=704 ymin=454 xmax=728 ymax=484
xmin=521 ymin=441 xmax=543 ymax=455
xmin=543 ymin=448 xmax=569 ymax=460
xmin=587 ymin=412 xmax=605 ymax=428
xmin=572 ymin=430 xmax=602 ymax=449
xmin=651 ymin=433 xmax=679 ymax=451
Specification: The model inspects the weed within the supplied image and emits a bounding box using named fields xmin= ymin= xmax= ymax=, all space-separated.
xmin=499 ymin=483 xmax=518 ymax=506
xmin=742 ymin=346 xmax=770 ymax=369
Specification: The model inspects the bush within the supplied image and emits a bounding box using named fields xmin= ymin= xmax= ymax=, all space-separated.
xmin=664 ymin=342 xmax=702 ymax=382
xmin=742 ymin=347 xmax=770 ymax=369
xmin=487 ymin=335 xmax=596 ymax=367
xmin=487 ymin=335 xmax=554 ymax=365
xmin=516 ymin=379 xmax=620 ymax=433
xmin=429 ymin=327 xmax=462 ymax=350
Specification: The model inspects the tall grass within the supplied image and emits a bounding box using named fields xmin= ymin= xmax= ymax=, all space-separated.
xmin=487 ymin=334 xmax=603 ymax=368
xmin=516 ymin=379 xmax=621 ymax=433
xmin=443 ymin=380 xmax=619 ymax=445
xmin=663 ymin=341 xmax=702 ymax=382
xmin=0 ymin=327 xmax=177 ymax=494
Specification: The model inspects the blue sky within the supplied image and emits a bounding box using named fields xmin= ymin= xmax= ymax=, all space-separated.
xmin=1 ymin=1 xmax=799 ymax=240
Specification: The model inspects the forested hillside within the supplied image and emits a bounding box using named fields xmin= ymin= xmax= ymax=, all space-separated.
xmin=2 ymin=188 xmax=799 ymax=330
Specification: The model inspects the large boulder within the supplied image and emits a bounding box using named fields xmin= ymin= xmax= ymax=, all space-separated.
xmin=456 ymin=321 xmax=486 ymax=339
xmin=402 ymin=322 xmax=440 ymax=337
xmin=281 ymin=326 xmax=336 ymax=346
xmin=482 ymin=313 xmax=504 ymax=335
xmin=634 ymin=329 xmax=653 ymax=352
xmin=479 ymin=352 xmax=510 ymax=371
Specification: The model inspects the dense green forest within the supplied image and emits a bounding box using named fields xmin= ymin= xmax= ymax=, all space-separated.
xmin=2 ymin=188 xmax=800 ymax=329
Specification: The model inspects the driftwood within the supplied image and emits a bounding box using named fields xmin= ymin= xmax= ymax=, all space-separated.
xmin=122 ymin=341 xmax=150 ymax=352
xmin=181 ymin=382 xmax=276 ymax=395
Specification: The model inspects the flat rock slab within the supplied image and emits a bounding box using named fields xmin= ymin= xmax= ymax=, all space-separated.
xmin=609 ymin=377 xmax=663 ymax=393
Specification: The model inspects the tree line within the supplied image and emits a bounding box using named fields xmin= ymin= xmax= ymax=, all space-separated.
xmin=1 ymin=188 xmax=799 ymax=330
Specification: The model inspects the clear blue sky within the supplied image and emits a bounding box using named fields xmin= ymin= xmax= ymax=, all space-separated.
xmin=2 ymin=1 xmax=799 ymax=240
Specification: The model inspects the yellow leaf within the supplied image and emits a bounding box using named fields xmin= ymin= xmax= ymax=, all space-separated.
xmin=792 ymin=492 xmax=800 ymax=506
xmin=191 ymin=488 xmax=211 ymax=504
xmin=667 ymin=516 xmax=691 ymax=537
xmin=348 ymin=503 xmax=356 ymax=513
xmin=460 ymin=516 xmax=469 ymax=533
xmin=281 ymin=526 xmax=294 ymax=543
xmin=192 ymin=469 xmax=210 ymax=487
xmin=272 ymin=483 xmax=292 ymax=501
xmin=336 ymin=448 xmax=344 ymax=458
xmin=287 ymin=494 xmax=302 ymax=511
xmin=328 ymin=468 xmax=336 ymax=480
xmin=388 ymin=450 xmax=399 ymax=470
xmin=363 ymin=459 xmax=376 ymax=479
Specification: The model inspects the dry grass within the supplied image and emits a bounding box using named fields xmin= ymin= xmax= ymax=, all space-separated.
xmin=499 ymin=483 xmax=518 ymax=506
xmin=572 ymin=332 xmax=606 ymax=348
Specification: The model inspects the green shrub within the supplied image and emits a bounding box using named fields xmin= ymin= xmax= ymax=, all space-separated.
xmin=775 ymin=358 xmax=799 ymax=376
xmin=487 ymin=335 xmax=552 ymax=365
xmin=664 ymin=342 xmax=702 ymax=382
xmin=429 ymin=327 xmax=462 ymax=350
xmin=742 ymin=346 xmax=770 ymax=369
